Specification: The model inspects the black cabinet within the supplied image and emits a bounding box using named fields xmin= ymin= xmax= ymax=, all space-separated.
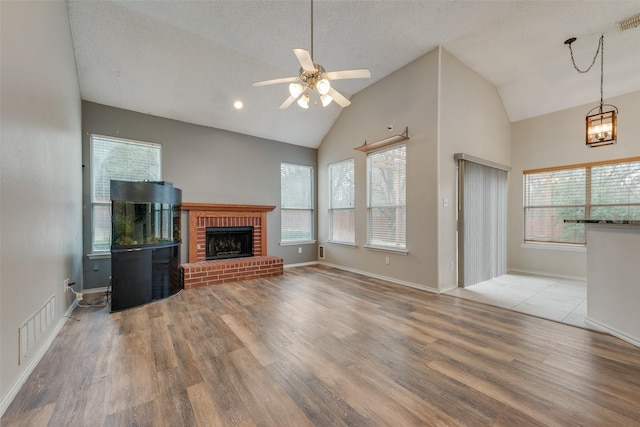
xmin=110 ymin=180 xmax=182 ymax=312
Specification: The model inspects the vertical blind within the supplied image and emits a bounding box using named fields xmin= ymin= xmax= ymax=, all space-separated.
xmin=90 ymin=135 xmax=161 ymax=252
xmin=367 ymin=145 xmax=406 ymax=249
xmin=280 ymin=163 xmax=314 ymax=242
xmin=523 ymin=157 xmax=640 ymax=244
xmin=458 ymin=157 xmax=508 ymax=287
xmin=329 ymin=158 xmax=355 ymax=243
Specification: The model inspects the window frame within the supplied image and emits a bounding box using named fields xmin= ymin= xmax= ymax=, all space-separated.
xmin=365 ymin=144 xmax=407 ymax=252
xmin=280 ymin=162 xmax=315 ymax=244
xmin=328 ymin=158 xmax=356 ymax=245
xmin=523 ymin=156 xmax=640 ymax=246
xmin=89 ymin=134 xmax=162 ymax=253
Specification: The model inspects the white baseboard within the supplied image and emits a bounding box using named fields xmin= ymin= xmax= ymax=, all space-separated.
xmin=508 ymin=268 xmax=586 ymax=282
xmin=0 ymin=299 xmax=78 ymax=417
xmin=318 ymin=261 xmax=441 ymax=294
xmin=585 ymin=317 xmax=640 ymax=348
xmin=284 ymin=261 xmax=319 ymax=269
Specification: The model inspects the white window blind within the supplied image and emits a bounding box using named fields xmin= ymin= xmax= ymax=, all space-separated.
xmin=281 ymin=163 xmax=314 ymax=242
xmin=459 ymin=159 xmax=508 ymax=287
xmin=367 ymin=145 xmax=406 ymax=250
xmin=90 ymin=135 xmax=161 ymax=252
xmin=523 ymin=157 xmax=640 ymax=244
xmin=329 ymin=158 xmax=355 ymax=243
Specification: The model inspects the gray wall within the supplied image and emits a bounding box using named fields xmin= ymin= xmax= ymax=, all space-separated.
xmin=1 ymin=0 xmax=83 ymax=407
xmin=82 ymin=101 xmax=318 ymax=289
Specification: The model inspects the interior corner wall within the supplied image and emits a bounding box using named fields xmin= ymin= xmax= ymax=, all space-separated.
xmin=438 ymin=49 xmax=511 ymax=289
xmin=508 ymin=90 xmax=640 ymax=279
xmin=317 ymin=49 xmax=440 ymax=290
xmin=0 ymin=0 xmax=82 ymax=408
xmin=81 ymin=102 xmax=318 ymax=289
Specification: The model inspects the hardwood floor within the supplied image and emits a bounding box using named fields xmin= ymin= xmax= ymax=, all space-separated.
xmin=3 ymin=265 xmax=640 ymax=426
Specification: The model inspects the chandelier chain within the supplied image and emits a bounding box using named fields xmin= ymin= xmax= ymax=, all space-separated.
xmin=567 ymin=34 xmax=605 ymax=107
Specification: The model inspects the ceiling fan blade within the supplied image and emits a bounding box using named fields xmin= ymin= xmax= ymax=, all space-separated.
xmin=325 ymin=69 xmax=371 ymax=80
xmin=327 ymin=87 xmax=351 ymax=108
xmin=278 ymin=95 xmax=297 ymax=109
xmin=253 ymin=76 xmax=299 ymax=87
xmin=293 ymin=48 xmax=315 ymax=71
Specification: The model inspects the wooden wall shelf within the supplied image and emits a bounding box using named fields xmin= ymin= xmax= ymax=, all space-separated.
xmin=355 ymin=127 xmax=409 ymax=152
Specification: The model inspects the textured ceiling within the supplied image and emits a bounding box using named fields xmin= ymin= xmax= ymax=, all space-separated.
xmin=66 ymin=0 xmax=640 ymax=148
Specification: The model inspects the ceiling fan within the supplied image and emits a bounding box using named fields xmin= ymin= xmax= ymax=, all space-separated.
xmin=252 ymin=0 xmax=371 ymax=109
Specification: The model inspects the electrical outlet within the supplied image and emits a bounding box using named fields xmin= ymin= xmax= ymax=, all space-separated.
xmin=63 ymin=278 xmax=69 ymax=293
xmin=298 ymin=247 xmax=303 ymax=254
xmin=385 ymin=256 xmax=390 ymax=265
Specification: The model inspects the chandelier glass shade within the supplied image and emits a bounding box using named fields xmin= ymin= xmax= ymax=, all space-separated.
xmin=586 ymin=105 xmax=617 ymax=147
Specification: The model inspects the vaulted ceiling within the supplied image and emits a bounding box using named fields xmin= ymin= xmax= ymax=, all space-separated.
xmin=66 ymin=1 xmax=640 ymax=148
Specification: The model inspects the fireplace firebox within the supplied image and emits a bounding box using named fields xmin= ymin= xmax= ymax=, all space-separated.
xmin=206 ymin=226 xmax=253 ymax=260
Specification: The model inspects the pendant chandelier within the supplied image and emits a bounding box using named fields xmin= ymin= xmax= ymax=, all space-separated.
xmin=564 ymin=34 xmax=618 ymax=147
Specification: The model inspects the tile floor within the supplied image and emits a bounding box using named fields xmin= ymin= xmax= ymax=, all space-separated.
xmin=444 ymin=273 xmax=602 ymax=331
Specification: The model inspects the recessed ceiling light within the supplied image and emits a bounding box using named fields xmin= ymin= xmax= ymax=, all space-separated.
xmin=233 ymin=100 xmax=243 ymax=109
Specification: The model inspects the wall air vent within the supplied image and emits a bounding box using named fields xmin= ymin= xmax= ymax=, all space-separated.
xmin=618 ymin=13 xmax=640 ymax=31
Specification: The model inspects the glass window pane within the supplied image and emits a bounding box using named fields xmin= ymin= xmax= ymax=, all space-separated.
xmin=281 ymin=209 xmax=313 ymax=241
xmin=281 ymin=163 xmax=314 ymax=242
xmin=524 ymin=207 xmax=585 ymax=243
xmin=367 ymin=145 xmax=406 ymax=249
xmin=329 ymin=159 xmax=355 ymax=243
xmin=524 ymin=168 xmax=585 ymax=207
xmin=92 ymin=204 xmax=112 ymax=252
xmin=90 ymin=135 xmax=162 ymax=252
xmin=368 ymin=206 xmax=406 ymax=249
xmin=591 ymin=205 xmax=640 ymax=221
xmin=591 ymin=161 xmax=640 ymax=205
xmin=330 ymin=209 xmax=355 ymax=243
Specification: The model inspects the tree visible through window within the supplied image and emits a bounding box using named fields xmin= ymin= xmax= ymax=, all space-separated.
xmin=523 ymin=157 xmax=640 ymax=244
xmin=367 ymin=145 xmax=406 ymax=250
xmin=91 ymin=135 xmax=161 ymax=252
xmin=329 ymin=158 xmax=355 ymax=243
xmin=280 ymin=163 xmax=314 ymax=242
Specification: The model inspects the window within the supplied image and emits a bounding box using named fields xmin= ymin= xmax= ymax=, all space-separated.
xmin=523 ymin=157 xmax=640 ymax=244
xmin=90 ymin=135 xmax=161 ymax=252
xmin=367 ymin=145 xmax=406 ymax=250
xmin=328 ymin=158 xmax=355 ymax=244
xmin=281 ymin=163 xmax=314 ymax=242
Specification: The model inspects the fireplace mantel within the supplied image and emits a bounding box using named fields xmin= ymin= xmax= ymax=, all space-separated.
xmin=181 ymin=203 xmax=276 ymax=213
xmin=181 ymin=203 xmax=276 ymax=264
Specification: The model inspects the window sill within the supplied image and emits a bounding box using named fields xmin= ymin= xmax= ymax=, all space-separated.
xmin=279 ymin=240 xmax=317 ymax=246
xmin=364 ymin=245 xmax=409 ymax=255
xmin=327 ymin=241 xmax=357 ymax=248
xmin=520 ymin=242 xmax=586 ymax=253
xmin=87 ymin=252 xmax=111 ymax=260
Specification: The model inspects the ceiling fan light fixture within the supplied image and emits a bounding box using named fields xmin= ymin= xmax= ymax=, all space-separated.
xmin=297 ymin=92 xmax=310 ymax=109
xmin=289 ymin=82 xmax=304 ymax=98
xmin=320 ymin=93 xmax=333 ymax=107
xmin=317 ymin=78 xmax=331 ymax=95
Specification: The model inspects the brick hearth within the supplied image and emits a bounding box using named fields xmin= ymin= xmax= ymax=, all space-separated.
xmin=181 ymin=256 xmax=283 ymax=289
xmin=179 ymin=203 xmax=283 ymax=288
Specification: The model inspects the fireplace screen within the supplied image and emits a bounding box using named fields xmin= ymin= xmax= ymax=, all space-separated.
xmin=206 ymin=226 xmax=253 ymax=260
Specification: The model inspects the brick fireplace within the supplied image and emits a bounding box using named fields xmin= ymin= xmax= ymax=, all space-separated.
xmin=180 ymin=203 xmax=283 ymax=289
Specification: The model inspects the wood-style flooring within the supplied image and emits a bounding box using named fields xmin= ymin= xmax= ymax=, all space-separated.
xmin=3 ymin=265 xmax=640 ymax=426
